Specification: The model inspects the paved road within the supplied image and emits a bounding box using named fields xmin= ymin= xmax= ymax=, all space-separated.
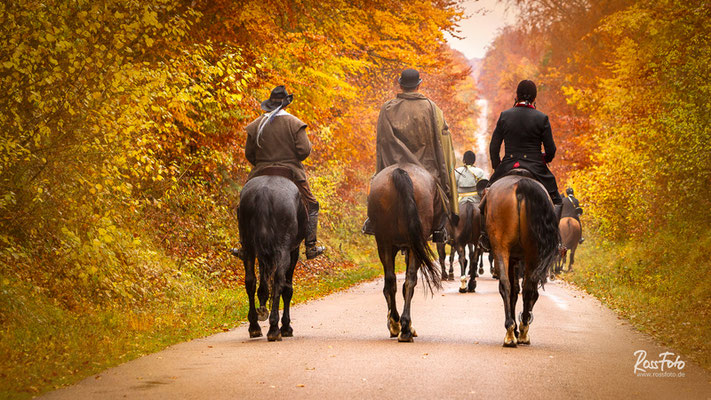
xmin=44 ymin=262 xmax=711 ymax=399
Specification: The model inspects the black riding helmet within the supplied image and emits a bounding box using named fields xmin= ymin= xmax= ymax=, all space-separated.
xmin=463 ymin=150 xmax=476 ymax=166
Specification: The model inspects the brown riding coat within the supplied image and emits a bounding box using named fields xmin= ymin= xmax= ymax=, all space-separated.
xmin=245 ymin=111 xmax=311 ymax=181
xmin=375 ymin=92 xmax=458 ymax=214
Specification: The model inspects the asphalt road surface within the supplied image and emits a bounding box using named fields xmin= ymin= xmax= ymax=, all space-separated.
xmin=44 ymin=260 xmax=711 ymax=399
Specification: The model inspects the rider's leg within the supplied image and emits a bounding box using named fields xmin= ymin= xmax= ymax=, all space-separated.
xmin=550 ymin=190 xmax=563 ymax=222
xmin=432 ymin=197 xmax=448 ymax=243
xmin=295 ymin=179 xmax=325 ymax=259
xmin=305 ymin=201 xmax=325 ymax=259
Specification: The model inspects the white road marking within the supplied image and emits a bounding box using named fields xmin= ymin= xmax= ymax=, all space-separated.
xmin=541 ymin=291 xmax=569 ymax=310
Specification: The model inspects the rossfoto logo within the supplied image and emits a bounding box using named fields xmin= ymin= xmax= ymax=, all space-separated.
xmin=634 ymin=350 xmax=686 ymax=378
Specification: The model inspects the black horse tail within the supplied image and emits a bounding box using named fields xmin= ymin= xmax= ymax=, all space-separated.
xmin=516 ymin=179 xmax=560 ymax=287
xmin=250 ymin=187 xmax=280 ymax=279
xmin=391 ymin=168 xmax=441 ymax=292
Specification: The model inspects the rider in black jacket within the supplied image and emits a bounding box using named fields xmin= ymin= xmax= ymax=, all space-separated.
xmin=488 ymin=79 xmax=562 ymax=206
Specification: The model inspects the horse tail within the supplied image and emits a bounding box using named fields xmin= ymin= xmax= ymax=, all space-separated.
xmin=516 ymin=179 xmax=560 ymax=287
xmin=391 ymin=168 xmax=441 ymax=292
xmin=459 ymin=201 xmax=474 ymax=245
xmin=250 ymin=187 xmax=280 ymax=282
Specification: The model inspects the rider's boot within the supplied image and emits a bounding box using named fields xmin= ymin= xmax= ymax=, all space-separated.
xmin=431 ymin=208 xmax=449 ymax=243
xmin=229 ymin=247 xmax=244 ymax=260
xmin=579 ymin=237 xmax=585 ymax=244
xmin=305 ymin=204 xmax=325 ymax=259
xmin=479 ymin=203 xmax=491 ymax=252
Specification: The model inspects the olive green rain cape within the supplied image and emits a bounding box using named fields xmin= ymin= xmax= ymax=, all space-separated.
xmin=375 ymin=92 xmax=458 ymax=215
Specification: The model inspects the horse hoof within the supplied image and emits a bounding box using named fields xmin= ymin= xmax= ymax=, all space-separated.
xmin=503 ymin=326 xmax=518 ymax=347
xmin=249 ymin=329 xmax=262 ymax=338
xmin=398 ymin=332 xmax=414 ymax=342
xmin=257 ymin=306 xmax=269 ymax=321
xmin=478 ymin=268 xmax=484 ymax=275
xmin=267 ymin=332 xmax=282 ymax=342
xmin=467 ymin=286 xmax=476 ymax=293
xmin=518 ymin=327 xmax=530 ymax=345
xmin=448 ymin=274 xmax=455 ymax=281
xmin=387 ymin=317 xmax=401 ymax=337
xmin=459 ymin=287 xmax=467 ymax=293
xmin=281 ymin=327 xmax=293 ymax=337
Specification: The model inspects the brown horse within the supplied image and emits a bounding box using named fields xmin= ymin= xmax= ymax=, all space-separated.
xmin=368 ymin=163 xmax=442 ymax=342
xmin=481 ymin=172 xmax=560 ymax=347
xmin=557 ymin=217 xmax=582 ymax=273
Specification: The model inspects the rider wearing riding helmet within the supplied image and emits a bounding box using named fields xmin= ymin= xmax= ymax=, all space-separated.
xmin=236 ymin=85 xmax=325 ymax=260
xmin=562 ymin=187 xmax=585 ymax=243
xmin=487 ymin=79 xmax=562 ymax=210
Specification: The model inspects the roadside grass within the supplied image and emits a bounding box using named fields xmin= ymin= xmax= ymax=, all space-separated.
xmin=565 ymin=229 xmax=711 ymax=371
xmin=0 ymin=230 xmax=383 ymax=399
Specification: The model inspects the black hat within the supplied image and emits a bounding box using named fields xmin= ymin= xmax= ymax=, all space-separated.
xmin=261 ymin=85 xmax=294 ymax=112
xmin=398 ymin=68 xmax=422 ymax=89
xmin=516 ymin=80 xmax=537 ymax=102
xmin=566 ymin=187 xmax=574 ymax=195
xmin=463 ymin=150 xmax=476 ymax=165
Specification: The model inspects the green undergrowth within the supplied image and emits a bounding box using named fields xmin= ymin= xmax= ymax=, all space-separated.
xmin=566 ymin=228 xmax=711 ymax=370
xmin=0 ymin=229 xmax=381 ymax=400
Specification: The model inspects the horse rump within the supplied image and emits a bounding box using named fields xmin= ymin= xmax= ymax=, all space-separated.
xmin=391 ymin=167 xmax=441 ymax=292
xmin=515 ymin=178 xmax=560 ymax=286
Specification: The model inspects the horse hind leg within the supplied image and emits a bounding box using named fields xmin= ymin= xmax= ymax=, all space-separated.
xmin=458 ymin=245 xmax=469 ymax=293
xmin=568 ymin=248 xmax=576 ymax=272
xmin=380 ymin=245 xmax=400 ymax=338
xmin=256 ymin=263 xmax=269 ymax=321
xmin=398 ymin=249 xmax=419 ymax=342
xmin=266 ymin=252 xmax=289 ymax=342
xmin=436 ymin=243 xmax=447 ymax=281
xmin=448 ymin=245 xmax=455 ymax=280
xmin=243 ymin=249 xmax=262 ymax=338
xmin=467 ymin=245 xmax=478 ymax=292
xmin=496 ymin=253 xmax=517 ymax=347
xmin=518 ymin=274 xmax=540 ymax=345
xmin=280 ymin=248 xmax=299 ymax=338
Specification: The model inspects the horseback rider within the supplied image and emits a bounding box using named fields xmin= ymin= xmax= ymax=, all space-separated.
xmin=240 ymin=85 xmax=325 ymax=260
xmin=363 ymin=68 xmax=458 ymax=242
xmin=455 ymin=150 xmax=487 ymax=204
xmin=487 ymin=79 xmax=562 ymax=209
xmin=479 ymin=80 xmax=562 ymax=249
xmin=562 ymin=187 xmax=585 ymax=243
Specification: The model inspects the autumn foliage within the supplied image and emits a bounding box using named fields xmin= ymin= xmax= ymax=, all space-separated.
xmin=0 ymin=1 xmax=478 ymax=396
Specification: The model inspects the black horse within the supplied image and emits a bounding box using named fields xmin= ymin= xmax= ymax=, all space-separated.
xmin=238 ymin=175 xmax=307 ymax=341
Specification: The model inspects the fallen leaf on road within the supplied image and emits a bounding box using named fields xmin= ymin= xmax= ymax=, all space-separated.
xmin=296 ymin=384 xmax=305 ymax=387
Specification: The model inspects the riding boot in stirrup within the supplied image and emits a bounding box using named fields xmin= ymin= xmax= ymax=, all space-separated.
xmin=305 ymin=206 xmax=325 ymax=259
xmin=554 ymin=203 xmax=563 ymax=223
xmin=361 ymin=217 xmax=375 ymax=235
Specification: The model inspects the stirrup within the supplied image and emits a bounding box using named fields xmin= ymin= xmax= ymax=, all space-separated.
xmin=230 ymin=248 xmax=244 ymax=260
xmin=361 ymin=218 xmax=375 ymax=235
xmin=305 ymin=245 xmax=325 ymax=259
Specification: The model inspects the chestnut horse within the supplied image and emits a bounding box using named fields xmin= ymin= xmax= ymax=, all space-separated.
xmin=557 ymin=217 xmax=582 ymax=273
xmin=481 ymin=172 xmax=559 ymax=347
xmin=238 ymin=175 xmax=307 ymax=341
xmin=368 ymin=164 xmax=442 ymax=342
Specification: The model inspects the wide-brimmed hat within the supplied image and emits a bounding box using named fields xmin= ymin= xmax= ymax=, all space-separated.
xmin=261 ymin=85 xmax=294 ymax=112
xmin=398 ymin=68 xmax=422 ymax=89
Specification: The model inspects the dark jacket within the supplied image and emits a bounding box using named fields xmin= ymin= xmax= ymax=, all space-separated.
xmin=488 ymin=105 xmax=560 ymax=201
xmin=561 ymin=194 xmax=582 ymax=220
xmin=245 ymin=111 xmax=311 ymax=181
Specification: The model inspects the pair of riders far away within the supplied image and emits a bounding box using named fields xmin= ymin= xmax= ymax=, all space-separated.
xmin=235 ymin=69 xmax=563 ymax=260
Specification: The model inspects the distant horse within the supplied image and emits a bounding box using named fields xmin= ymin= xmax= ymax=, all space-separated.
xmin=368 ymin=164 xmax=442 ymax=342
xmin=435 ymin=200 xmax=481 ymax=291
xmin=452 ymin=200 xmax=481 ymax=293
xmin=238 ymin=174 xmax=307 ymax=341
xmin=557 ymin=217 xmax=581 ymax=273
xmin=481 ymin=172 xmax=559 ymax=347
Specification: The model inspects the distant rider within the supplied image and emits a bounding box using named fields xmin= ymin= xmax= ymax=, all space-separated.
xmin=455 ymin=150 xmax=487 ymax=204
xmin=562 ymin=187 xmax=584 ymax=243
